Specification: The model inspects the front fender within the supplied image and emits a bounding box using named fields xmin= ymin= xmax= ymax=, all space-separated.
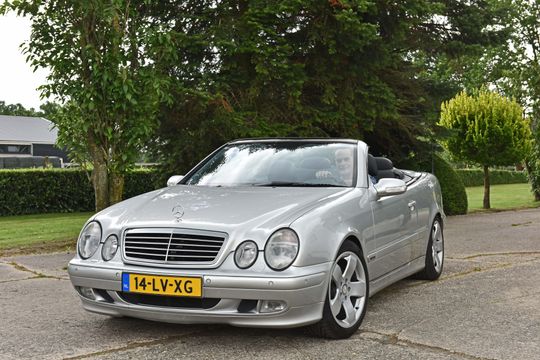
xmin=290 ymin=188 xmax=373 ymax=267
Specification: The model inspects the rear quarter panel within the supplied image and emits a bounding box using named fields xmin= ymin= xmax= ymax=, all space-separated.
xmin=412 ymin=173 xmax=445 ymax=258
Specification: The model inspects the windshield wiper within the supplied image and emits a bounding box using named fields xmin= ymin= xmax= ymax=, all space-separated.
xmin=252 ymin=181 xmax=346 ymax=187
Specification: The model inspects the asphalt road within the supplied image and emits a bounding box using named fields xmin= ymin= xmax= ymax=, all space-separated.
xmin=1 ymin=209 xmax=539 ymax=360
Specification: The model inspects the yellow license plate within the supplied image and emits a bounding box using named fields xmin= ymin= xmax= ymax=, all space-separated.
xmin=122 ymin=273 xmax=202 ymax=297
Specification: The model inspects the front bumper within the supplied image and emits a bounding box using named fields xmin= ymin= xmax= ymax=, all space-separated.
xmin=68 ymin=259 xmax=331 ymax=328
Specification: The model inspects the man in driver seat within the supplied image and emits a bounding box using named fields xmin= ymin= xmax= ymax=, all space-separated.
xmin=315 ymin=148 xmax=355 ymax=186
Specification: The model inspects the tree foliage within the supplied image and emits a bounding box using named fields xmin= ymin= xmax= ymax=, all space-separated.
xmin=497 ymin=0 xmax=540 ymax=201
xmin=3 ymin=0 xmax=515 ymax=205
xmin=439 ymin=89 xmax=532 ymax=208
xmin=0 ymin=101 xmax=39 ymax=116
xmin=1 ymin=0 xmax=176 ymax=211
xmin=0 ymin=100 xmax=59 ymax=118
xmin=152 ymin=0 xmax=512 ymax=175
xmin=447 ymin=0 xmax=540 ymax=200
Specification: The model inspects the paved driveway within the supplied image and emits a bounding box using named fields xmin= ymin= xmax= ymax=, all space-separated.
xmin=1 ymin=209 xmax=539 ymax=359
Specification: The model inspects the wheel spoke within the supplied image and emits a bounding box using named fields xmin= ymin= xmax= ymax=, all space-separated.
xmin=433 ymin=239 xmax=443 ymax=252
xmin=330 ymin=294 xmax=343 ymax=317
xmin=343 ymin=255 xmax=357 ymax=281
xmin=434 ymin=223 xmax=441 ymax=241
xmin=349 ymin=280 xmax=366 ymax=297
xmin=343 ymin=298 xmax=356 ymax=325
xmin=332 ymin=264 xmax=343 ymax=284
xmin=434 ymin=252 xmax=442 ymax=269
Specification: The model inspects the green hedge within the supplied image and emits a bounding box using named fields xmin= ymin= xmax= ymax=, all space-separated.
xmin=0 ymin=169 xmax=161 ymax=216
xmin=2 ymin=162 xmax=478 ymax=217
xmin=456 ymin=169 xmax=527 ymax=187
xmin=410 ymin=155 xmax=468 ymax=216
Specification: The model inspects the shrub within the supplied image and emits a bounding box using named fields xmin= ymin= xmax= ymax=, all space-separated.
xmin=456 ymin=169 xmax=527 ymax=187
xmin=409 ymin=154 xmax=468 ymax=216
xmin=0 ymin=169 xmax=162 ymax=216
xmin=123 ymin=168 xmax=162 ymax=199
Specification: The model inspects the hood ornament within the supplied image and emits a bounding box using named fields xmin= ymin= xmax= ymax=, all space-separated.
xmin=172 ymin=204 xmax=184 ymax=222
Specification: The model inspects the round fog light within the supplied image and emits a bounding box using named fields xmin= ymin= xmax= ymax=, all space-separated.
xmin=79 ymin=286 xmax=96 ymax=300
xmin=101 ymin=235 xmax=119 ymax=261
xmin=234 ymin=240 xmax=258 ymax=269
xmin=259 ymin=300 xmax=286 ymax=313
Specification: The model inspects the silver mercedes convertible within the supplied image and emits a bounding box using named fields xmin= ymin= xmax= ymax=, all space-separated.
xmin=69 ymin=138 xmax=445 ymax=339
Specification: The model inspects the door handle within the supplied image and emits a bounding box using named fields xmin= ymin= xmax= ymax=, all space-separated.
xmin=408 ymin=200 xmax=416 ymax=211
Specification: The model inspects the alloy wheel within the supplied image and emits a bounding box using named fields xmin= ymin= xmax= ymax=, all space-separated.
xmin=432 ymin=221 xmax=444 ymax=273
xmin=328 ymin=251 xmax=367 ymax=328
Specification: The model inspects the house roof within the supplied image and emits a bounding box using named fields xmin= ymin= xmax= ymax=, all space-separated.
xmin=0 ymin=115 xmax=58 ymax=144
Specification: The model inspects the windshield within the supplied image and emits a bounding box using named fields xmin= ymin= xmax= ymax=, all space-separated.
xmin=183 ymin=142 xmax=357 ymax=187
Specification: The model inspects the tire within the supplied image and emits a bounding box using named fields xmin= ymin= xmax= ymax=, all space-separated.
xmin=416 ymin=217 xmax=444 ymax=280
xmin=308 ymin=240 xmax=369 ymax=339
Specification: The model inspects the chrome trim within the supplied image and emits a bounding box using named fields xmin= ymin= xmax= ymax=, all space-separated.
xmin=122 ymin=227 xmax=229 ymax=268
xmin=164 ymin=231 xmax=174 ymax=261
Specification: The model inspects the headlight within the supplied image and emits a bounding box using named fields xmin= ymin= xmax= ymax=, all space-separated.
xmin=101 ymin=235 xmax=119 ymax=261
xmin=234 ymin=240 xmax=258 ymax=269
xmin=78 ymin=221 xmax=102 ymax=259
xmin=264 ymin=228 xmax=299 ymax=271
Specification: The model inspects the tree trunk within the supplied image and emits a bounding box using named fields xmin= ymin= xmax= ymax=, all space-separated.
xmin=483 ymin=165 xmax=490 ymax=209
xmin=87 ymin=130 xmax=126 ymax=210
xmin=91 ymin=164 xmax=125 ymax=211
xmin=92 ymin=159 xmax=110 ymax=212
xmin=109 ymin=172 xmax=125 ymax=206
xmin=525 ymin=159 xmax=540 ymax=201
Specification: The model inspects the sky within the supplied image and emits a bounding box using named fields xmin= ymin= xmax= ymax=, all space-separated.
xmin=0 ymin=13 xmax=49 ymax=110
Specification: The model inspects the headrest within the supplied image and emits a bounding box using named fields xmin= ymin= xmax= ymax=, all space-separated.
xmin=375 ymin=157 xmax=393 ymax=171
xmin=300 ymin=157 xmax=331 ymax=170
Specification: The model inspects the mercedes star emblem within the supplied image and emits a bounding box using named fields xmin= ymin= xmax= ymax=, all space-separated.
xmin=172 ymin=204 xmax=184 ymax=222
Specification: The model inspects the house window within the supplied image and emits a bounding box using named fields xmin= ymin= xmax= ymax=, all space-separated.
xmin=0 ymin=144 xmax=31 ymax=154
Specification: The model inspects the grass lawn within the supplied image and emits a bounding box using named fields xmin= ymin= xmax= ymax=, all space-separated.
xmin=0 ymin=212 xmax=93 ymax=256
xmin=466 ymin=183 xmax=540 ymax=212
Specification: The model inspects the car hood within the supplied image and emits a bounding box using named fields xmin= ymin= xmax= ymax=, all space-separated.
xmin=94 ymin=185 xmax=352 ymax=241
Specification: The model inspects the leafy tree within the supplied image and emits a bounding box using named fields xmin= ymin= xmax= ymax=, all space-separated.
xmin=153 ymin=0 xmax=512 ymax=175
xmin=439 ymin=89 xmax=532 ymax=209
xmin=1 ymin=1 xmax=175 ymax=211
xmin=38 ymin=101 xmax=62 ymax=120
xmin=496 ymin=0 xmax=540 ymax=201
xmin=3 ymin=0 xmax=514 ymax=198
xmin=0 ymin=101 xmax=40 ymax=116
xmin=445 ymin=0 xmax=540 ymax=201
xmin=0 ymin=100 xmax=63 ymax=119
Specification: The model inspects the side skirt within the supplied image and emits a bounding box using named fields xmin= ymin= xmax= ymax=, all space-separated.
xmin=368 ymin=256 xmax=425 ymax=297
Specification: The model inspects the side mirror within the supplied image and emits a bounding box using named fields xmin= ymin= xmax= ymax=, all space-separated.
xmin=374 ymin=178 xmax=406 ymax=198
xmin=167 ymin=175 xmax=184 ymax=187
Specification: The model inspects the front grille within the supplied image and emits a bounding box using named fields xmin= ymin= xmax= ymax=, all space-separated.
xmin=119 ymin=292 xmax=220 ymax=309
xmin=123 ymin=229 xmax=226 ymax=264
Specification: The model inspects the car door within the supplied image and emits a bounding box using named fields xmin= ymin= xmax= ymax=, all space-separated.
xmin=367 ymin=182 xmax=417 ymax=280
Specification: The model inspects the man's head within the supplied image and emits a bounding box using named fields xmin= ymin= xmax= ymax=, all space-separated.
xmin=335 ymin=148 xmax=354 ymax=184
